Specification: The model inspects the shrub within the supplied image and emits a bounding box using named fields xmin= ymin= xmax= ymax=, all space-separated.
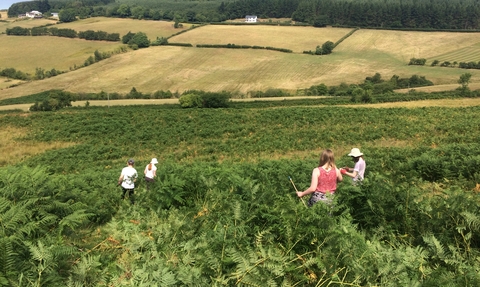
xmin=201 ymin=92 xmax=230 ymax=108
xmin=29 ymin=90 xmax=74 ymax=111
xmin=179 ymin=93 xmax=202 ymax=108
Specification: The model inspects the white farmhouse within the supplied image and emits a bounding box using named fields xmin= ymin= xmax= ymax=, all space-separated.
xmin=245 ymin=15 xmax=257 ymax=23
xmin=25 ymin=10 xmax=43 ymax=18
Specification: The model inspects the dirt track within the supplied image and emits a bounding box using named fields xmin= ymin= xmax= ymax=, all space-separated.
xmin=1 ymin=96 xmax=480 ymax=112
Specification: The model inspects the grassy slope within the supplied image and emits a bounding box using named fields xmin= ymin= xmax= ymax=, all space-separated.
xmin=2 ymin=20 xmax=480 ymax=99
xmin=170 ymin=25 xmax=354 ymax=53
xmin=0 ymin=34 xmax=124 ymax=74
xmin=55 ymin=17 xmax=192 ymax=41
xmin=0 ymin=17 xmax=57 ymax=33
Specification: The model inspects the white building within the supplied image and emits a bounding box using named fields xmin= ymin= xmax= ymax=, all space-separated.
xmin=25 ymin=11 xmax=42 ymax=18
xmin=245 ymin=15 xmax=257 ymax=23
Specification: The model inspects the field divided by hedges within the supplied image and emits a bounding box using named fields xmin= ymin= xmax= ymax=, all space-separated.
xmin=2 ymin=21 xmax=480 ymax=100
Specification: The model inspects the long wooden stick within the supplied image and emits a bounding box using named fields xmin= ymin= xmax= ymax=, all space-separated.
xmin=289 ymin=176 xmax=307 ymax=207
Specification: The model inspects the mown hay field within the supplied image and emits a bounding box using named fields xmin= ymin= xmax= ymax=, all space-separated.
xmin=170 ymin=25 xmax=354 ymax=53
xmin=0 ymin=77 xmax=22 ymax=90
xmin=428 ymin=41 xmax=480 ymax=64
xmin=0 ymin=34 xmax=125 ymax=74
xmin=55 ymin=17 xmax=192 ymax=40
xmin=0 ymin=17 xmax=57 ymax=33
xmin=2 ymin=25 xmax=480 ymax=100
xmin=334 ymin=28 xmax=480 ymax=85
xmin=0 ymin=10 xmax=8 ymax=19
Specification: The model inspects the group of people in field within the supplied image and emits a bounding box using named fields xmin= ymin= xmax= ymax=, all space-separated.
xmin=116 ymin=148 xmax=366 ymax=206
xmin=117 ymin=158 xmax=158 ymax=204
xmin=296 ymin=148 xmax=366 ymax=207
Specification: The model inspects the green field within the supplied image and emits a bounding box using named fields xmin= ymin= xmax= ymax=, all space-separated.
xmin=1 ymin=102 xmax=479 ymax=286
xmin=2 ymin=19 xmax=480 ymax=100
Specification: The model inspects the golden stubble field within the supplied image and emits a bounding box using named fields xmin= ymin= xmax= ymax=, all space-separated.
xmin=0 ymin=35 xmax=125 ymax=74
xmin=0 ymin=15 xmax=57 ymax=33
xmin=55 ymin=17 xmax=192 ymax=40
xmin=170 ymin=25 xmax=354 ymax=53
xmin=2 ymin=20 xmax=480 ymax=100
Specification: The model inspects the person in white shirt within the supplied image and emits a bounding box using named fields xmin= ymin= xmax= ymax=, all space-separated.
xmin=118 ymin=158 xmax=138 ymax=204
xmin=144 ymin=158 xmax=158 ymax=189
xmin=341 ymin=148 xmax=366 ymax=183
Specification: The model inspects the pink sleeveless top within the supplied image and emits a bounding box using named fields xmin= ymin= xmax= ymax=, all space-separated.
xmin=316 ymin=167 xmax=337 ymax=193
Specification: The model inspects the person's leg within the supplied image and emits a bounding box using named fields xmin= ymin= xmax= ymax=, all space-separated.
xmin=308 ymin=192 xmax=322 ymax=207
xmin=129 ymin=188 xmax=135 ymax=205
xmin=121 ymin=187 xmax=127 ymax=199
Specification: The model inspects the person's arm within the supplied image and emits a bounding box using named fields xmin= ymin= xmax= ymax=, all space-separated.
xmin=297 ymin=168 xmax=319 ymax=198
xmin=144 ymin=166 xmax=147 ymax=175
xmin=340 ymin=166 xmax=356 ymax=178
xmin=336 ymin=168 xmax=343 ymax=182
xmin=118 ymin=173 xmax=124 ymax=185
xmin=344 ymin=170 xmax=358 ymax=179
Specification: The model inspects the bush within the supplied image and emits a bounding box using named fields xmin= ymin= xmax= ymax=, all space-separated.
xmin=179 ymin=93 xmax=202 ymax=108
xmin=201 ymin=92 xmax=230 ymax=108
xmin=29 ymin=90 xmax=74 ymax=111
xmin=128 ymin=32 xmax=150 ymax=48
xmin=6 ymin=26 xmax=30 ymax=35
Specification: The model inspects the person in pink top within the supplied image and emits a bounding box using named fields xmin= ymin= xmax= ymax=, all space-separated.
xmin=297 ymin=149 xmax=343 ymax=206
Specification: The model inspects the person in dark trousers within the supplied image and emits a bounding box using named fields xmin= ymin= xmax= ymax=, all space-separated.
xmin=118 ymin=158 xmax=138 ymax=204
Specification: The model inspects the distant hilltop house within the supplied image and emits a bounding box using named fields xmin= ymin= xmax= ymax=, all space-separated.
xmin=19 ymin=10 xmax=43 ymax=18
xmin=245 ymin=15 xmax=257 ymax=23
xmin=51 ymin=12 xmax=59 ymax=18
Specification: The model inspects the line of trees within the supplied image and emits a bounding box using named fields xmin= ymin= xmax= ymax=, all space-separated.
xmin=8 ymin=0 xmax=480 ymax=30
xmin=6 ymin=26 xmax=120 ymax=41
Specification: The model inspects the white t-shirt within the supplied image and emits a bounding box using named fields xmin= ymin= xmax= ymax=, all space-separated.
xmin=121 ymin=166 xmax=138 ymax=189
xmin=144 ymin=164 xmax=157 ymax=179
xmin=353 ymin=158 xmax=366 ymax=181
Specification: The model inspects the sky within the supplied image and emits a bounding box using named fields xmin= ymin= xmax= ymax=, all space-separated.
xmin=0 ymin=0 xmax=32 ymax=10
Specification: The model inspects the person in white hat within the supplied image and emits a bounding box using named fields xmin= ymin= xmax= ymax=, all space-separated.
xmin=340 ymin=148 xmax=366 ymax=182
xmin=144 ymin=158 xmax=159 ymax=189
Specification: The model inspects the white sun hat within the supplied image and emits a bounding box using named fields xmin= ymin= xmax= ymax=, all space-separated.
xmin=348 ymin=148 xmax=364 ymax=157
xmin=151 ymin=158 xmax=159 ymax=164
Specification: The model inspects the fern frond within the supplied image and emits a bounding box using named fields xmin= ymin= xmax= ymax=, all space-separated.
xmin=58 ymin=209 xmax=92 ymax=235
xmin=0 ymin=238 xmax=17 ymax=275
xmin=423 ymin=234 xmax=446 ymax=260
xmin=461 ymin=211 xmax=480 ymax=231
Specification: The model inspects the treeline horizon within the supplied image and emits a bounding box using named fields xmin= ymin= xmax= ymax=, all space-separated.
xmin=6 ymin=0 xmax=480 ymax=30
